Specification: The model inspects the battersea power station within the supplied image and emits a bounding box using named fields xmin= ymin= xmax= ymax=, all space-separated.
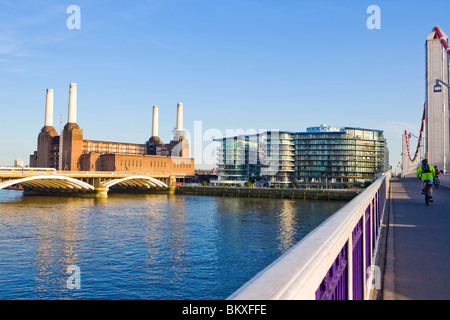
xmin=30 ymin=83 xmax=195 ymax=180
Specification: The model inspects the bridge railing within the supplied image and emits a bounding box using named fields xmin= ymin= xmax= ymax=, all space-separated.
xmin=228 ymin=171 xmax=391 ymax=300
xmin=440 ymin=174 xmax=450 ymax=188
xmin=0 ymin=167 xmax=56 ymax=174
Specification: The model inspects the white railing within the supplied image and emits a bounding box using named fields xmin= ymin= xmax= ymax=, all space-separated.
xmin=439 ymin=174 xmax=450 ymax=188
xmin=0 ymin=167 xmax=56 ymax=174
xmin=228 ymin=171 xmax=391 ymax=300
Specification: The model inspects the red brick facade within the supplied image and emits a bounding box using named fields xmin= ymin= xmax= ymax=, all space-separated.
xmin=31 ymin=124 xmax=194 ymax=177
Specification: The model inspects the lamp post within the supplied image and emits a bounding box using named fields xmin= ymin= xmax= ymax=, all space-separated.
xmin=433 ymin=79 xmax=450 ymax=173
xmin=433 ymin=79 xmax=450 ymax=93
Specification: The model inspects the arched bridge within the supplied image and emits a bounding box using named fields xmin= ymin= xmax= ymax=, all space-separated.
xmin=0 ymin=168 xmax=170 ymax=197
xmin=102 ymin=176 xmax=167 ymax=189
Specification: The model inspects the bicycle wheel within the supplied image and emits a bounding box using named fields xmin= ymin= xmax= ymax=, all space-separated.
xmin=424 ymin=185 xmax=429 ymax=206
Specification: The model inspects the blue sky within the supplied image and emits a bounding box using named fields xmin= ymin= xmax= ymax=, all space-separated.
xmin=1 ymin=0 xmax=449 ymax=170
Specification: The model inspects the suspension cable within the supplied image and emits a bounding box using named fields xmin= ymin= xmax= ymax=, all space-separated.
xmin=405 ymin=104 xmax=426 ymax=162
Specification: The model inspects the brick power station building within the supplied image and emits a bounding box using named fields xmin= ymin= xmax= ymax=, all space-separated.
xmin=30 ymin=83 xmax=195 ymax=179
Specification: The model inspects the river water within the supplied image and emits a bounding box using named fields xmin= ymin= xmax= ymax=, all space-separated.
xmin=0 ymin=190 xmax=345 ymax=300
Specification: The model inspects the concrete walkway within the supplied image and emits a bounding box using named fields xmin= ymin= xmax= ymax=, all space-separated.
xmin=383 ymin=177 xmax=450 ymax=300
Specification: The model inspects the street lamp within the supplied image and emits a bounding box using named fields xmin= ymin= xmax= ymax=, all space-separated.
xmin=433 ymin=78 xmax=450 ymax=173
xmin=433 ymin=79 xmax=449 ymax=92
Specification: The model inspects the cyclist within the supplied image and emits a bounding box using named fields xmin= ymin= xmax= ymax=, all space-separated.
xmin=433 ymin=166 xmax=441 ymax=188
xmin=416 ymin=159 xmax=436 ymax=202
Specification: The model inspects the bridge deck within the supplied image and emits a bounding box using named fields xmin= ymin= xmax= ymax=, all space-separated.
xmin=383 ymin=177 xmax=450 ymax=300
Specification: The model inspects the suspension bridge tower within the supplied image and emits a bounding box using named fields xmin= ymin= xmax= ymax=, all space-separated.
xmin=426 ymin=26 xmax=450 ymax=173
xmin=402 ymin=26 xmax=450 ymax=176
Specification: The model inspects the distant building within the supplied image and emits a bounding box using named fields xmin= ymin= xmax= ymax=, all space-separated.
xmin=294 ymin=125 xmax=389 ymax=188
xmin=14 ymin=158 xmax=24 ymax=167
xmin=212 ymin=125 xmax=389 ymax=189
xmin=260 ymin=131 xmax=295 ymax=187
xmin=30 ymin=84 xmax=194 ymax=180
xmin=212 ymin=135 xmax=260 ymax=186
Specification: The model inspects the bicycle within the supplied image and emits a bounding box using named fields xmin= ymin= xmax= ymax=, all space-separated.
xmin=433 ymin=176 xmax=440 ymax=189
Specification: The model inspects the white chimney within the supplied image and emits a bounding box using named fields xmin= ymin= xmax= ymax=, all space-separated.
xmin=152 ymin=105 xmax=159 ymax=137
xmin=68 ymin=83 xmax=77 ymax=124
xmin=44 ymin=89 xmax=54 ymax=127
xmin=176 ymin=102 xmax=183 ymax=131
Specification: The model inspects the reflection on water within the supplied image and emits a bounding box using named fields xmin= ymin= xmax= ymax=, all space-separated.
xmin=0 ymin=190 xmax=345 ymax=299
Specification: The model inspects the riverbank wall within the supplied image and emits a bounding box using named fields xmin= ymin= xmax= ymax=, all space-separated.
xmin=176 ymin=186 xmax=359 ymax=201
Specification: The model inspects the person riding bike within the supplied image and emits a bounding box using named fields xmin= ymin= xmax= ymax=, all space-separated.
xmin=416 ymin=159 xmax=436 ymax=202
xmin=433 ymin=166 xmax=441 ymax=188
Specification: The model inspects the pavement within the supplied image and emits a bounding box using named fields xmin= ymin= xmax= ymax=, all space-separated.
xmin=381 ymin=177 xmax=450 ymax=300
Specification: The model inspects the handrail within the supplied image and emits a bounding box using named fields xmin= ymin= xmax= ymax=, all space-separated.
xmin=228 ymin=171 xmax=391 ymax=300
xmin=440 ymin=174 xmax=450 ymax=188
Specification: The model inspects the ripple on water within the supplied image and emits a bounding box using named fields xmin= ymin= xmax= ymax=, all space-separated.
xmin=0 ymin=191 xmax=345 ymax=299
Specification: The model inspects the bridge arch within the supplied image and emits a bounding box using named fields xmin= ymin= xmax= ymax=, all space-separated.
xmin=101 ymin=176 xmax=168 ymax=190
xmin=0 ymin=175 xmax=95 ymax=192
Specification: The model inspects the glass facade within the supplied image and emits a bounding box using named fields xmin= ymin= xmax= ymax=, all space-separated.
xmin=213 ymin=126 xmax=389 ymax=188
xmin=260 ymin=132 xmax=295 ymax=187
xmin=214 ymin=136 xmax=260 ymax=185
xmin=294 ymin=126 xmax=389 ymax=188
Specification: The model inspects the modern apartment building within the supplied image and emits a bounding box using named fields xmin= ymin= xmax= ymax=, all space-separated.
xmin=259 ymin=131 xmax=295 ymax=187
xmin=213 ymin=135 xmax=259 ymax=185
xmin=294 ymin=126 xmax=389 ymax=188
xmin=212 ymin=125 xmax=389 ymax=189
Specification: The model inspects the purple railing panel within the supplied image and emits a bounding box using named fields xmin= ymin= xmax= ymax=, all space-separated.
xmin=315 ymin=244 xmax=348 ymax=300
xmin=352 ymin=217 xmax=363 ymax=300
xmin=365 ymin=204 xmax=371 ymax=282
xmin=372 ymin=198 xmax=376 ymax=251
xmin=377 ymin=186 xmax=381 ymax=235
xmin=315 ymin=177 xmax=388 ymax=300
